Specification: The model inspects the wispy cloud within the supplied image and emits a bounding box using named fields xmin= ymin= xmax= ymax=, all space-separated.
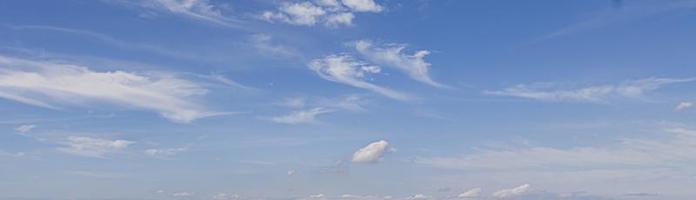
xmin=9 ymin=25 xmax=207 ymax=61
xmin=309 ymin=54 xmax=410 ymax=100
xmin=0 ymin=55 xmax=222 ymax=123
xmin=260 ymin=0 xmax=383 ymax=27
xmin=486 ymin=77 xmax=696 ymax=103
xmin=133 ymin=0 xmax=243 ymax=28
xmin=14 ymin=124 xmax=36 ymax=134
xmin=144 ymin=147 xmax=188 ymax=157
xmin=419 ymin=128 xmax=696 ymax=171
xmin=354 ymin=40 xmax=446 ymax=88
xmin=538 ymin=0 xmax=696 ymax=41
xmin=457 ymin=188 xmax=482 ymax=199
xmin=271 ymin=107 xmax=334 ymax=125
xmin=58 ymin=136 xmax=134 ymax=158
xmin=352 ymin=140 xmax=391 ymax=163
xmin=493 ymin=184 xmax=531 ymax=198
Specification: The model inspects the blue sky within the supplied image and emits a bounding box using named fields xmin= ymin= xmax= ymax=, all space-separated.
xmin=2 ymin=0 xmax=696 ymax=199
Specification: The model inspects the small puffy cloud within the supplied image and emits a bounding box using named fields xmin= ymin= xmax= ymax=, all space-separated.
xmin=675 ymin=101 xmax=693 ymax=111
xmin=341 ymin=0 xmax=383 ymax=12
xmin=486 ymin=78 xmax=696 ymax=103
xmin=271 ymin=107 xmax=334 ymax=124
xmin=287 ymin=169 xmax=296 ymax=176
xmin=354 ymin=40 xmax=446 ymax=88
xmin=458 ymin=188 xmax=482 ymax=199
xmin=58 ymin=136 xmax=134 ymax=158
xmin=0 ymin=55 xmax=220 ymax=123
xmin=352 ymin=140 xmax=390 ymax=163
xmin=260 ymin=0 xmax=383 ymax=27
xmin=212 ymin=193 xmax=240 ymax=200
xmin=492 ymin=184 xmax=531 ymax=198
xmin=309 ymin=54 xmax=409 ymax=100
xmin=310 ymin=193 xmax=326 ymax=198
xmin=14 ymin=124 xmax=36 ymax=133
xmin=144 ymin=147 xmax=187 ymax=157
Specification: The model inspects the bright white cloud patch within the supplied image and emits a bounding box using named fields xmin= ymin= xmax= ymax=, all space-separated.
xmin=354 ymin=40 xmax=446 ymax=88
xmin=486 ymin=78 xmax=696 ymax=103
xmin=271 ymin=107 xmax=334 ymax=124
xmin=261 ymin=0 xmax=383 ymax=27
xmin=352 ymin=140 xmax=390 ymax=163
xmin=341 ymin=0 xmax=383 ymax=12
xmin=492 ymin=184 xmax=530 ymax=198
xmin=309 ymin=54 xmax=409 ymax=100
xmin=14 ymin=124 xmax=36 ymax=133
xmin=58 ymin=136 xmax=134 ymax=158
xmin=457 ymin=188 xmax=481 ymax=199
xmin=675 ymin=101 xmax=694 ymax=111
xmin=0 ymin=55 xmax=218 ymax=123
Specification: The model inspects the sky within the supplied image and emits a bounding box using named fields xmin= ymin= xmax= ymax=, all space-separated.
xmin=2 ymin=0 xmax=696 ymax=199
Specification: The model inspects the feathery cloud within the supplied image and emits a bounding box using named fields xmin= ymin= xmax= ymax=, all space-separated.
xmin=486 ymin=78 xmax=696 ymax=103
xmin=675 ymin=101 xmax=693 ymax=111
xmin=457 ymin=188 xmax=481 ymax=199
xmin=0 ymin=55 xmax=220 ymax=123
xmin=144 ymin=147 xmax=188 ymax=157
xmin=14 ymin=124 xmax=36 ymax=133
xmin=354 ymin=40 xmax=446 ymax=88
xmin=492 ymin=184 xmax=531 ymax=198
xmin=58 ymin=136 xmax=134 ymax=158
xmin=309 ymin=54 xmax=410 ymax=100
xmin=271 ymin=107 xmax=334 ymax=125
xmin=140 ymin=0 xmax=242 ymax=27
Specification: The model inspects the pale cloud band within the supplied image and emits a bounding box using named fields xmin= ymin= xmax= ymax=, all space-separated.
xmin=0 ymin=55 xmax=221 ymax=123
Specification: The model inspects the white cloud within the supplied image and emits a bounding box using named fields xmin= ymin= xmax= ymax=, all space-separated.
xmin=341 ymin=0 xmax=383 ymax=12
xmin=406 ymin=194 xmax=429 ymax=200
xmin=310 ymin=193 xmax=326 ymax=198
xmin=58 ymin=136 xmax=134 ymax=158
xmin=486 ymin=78 xmax=696 ymax=103
xmin=271 ymin=107 xmax=334 ymax=124
xmin=309 ymin=54 xmax=410 ymax=100
xmin=352 ymin=140 xmax=390 ymax=163
xmin=249 ymin=34 xmax=297 ymax=57
xmin=0 ymin=55 xmax=219 ymax=123
xmin=212 ymin=193 xmax=240 ymax=200
xmin=172 ymin=192 xmax=194 ymax=197
xmin=144 ymin=147 xmax=187 ymax=157
xmin=419 ymin=128 xmax=696 ymax=171
xmin=262 ymin=2 xmax=327 ymax=26
xmin=457 ymin=188 xmax=481 ymax=199
xmin=260 ymin=0 xmax=383 ymax=27
xmin=675 ymin=101 xmax=693 ymax=111
xmin=14 ymin=124 xmax=36 ymax=133
xmin=492 ymin=184 xmax=531 ymax=198
xmin=143 ymin=0 xmax=241 ymax=27
xmin=354 ymin=40 xmax=446 ymax=88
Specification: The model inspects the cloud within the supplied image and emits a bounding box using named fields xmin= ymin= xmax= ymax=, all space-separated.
xmin=138 ymin=0 xmax=242 ymax=28
xmin=486 ymin=77 xmax=696 ymax=103
xmin=271 ymin=107 xmax=334 ymax=124
xmin=492 ymin=184 xmax=531 ymax=198
xmin=144 ymin=147 xmax=187 ymax=157
xmin=14 ymin=124 xmax=36 ymax=133
xmin=249 ymin=34 xmax=298 ymax=58
xmin=260 ymin=0 xmax=383 ymax=27
xmin=0 ymin=55 xmax=220 ymax=123
xmin=309 ymin=54 xmax=410 ymax=100
xmin=406 ymin=194 xmax=429 ymax=200
xmin=675 ymin=101 xmax=693 ymax=111
xmin=58 ymin=136 xmax=134 ymax=158
xmin=457 ymin=188 xmax=481 ymax=199
xmin=354 ymin=40 xmax=446 ymax=88
xmin=341 ymin=0 xmax=383 ymax=12
xmin=352 ymin=140 xmax=390 ymax=163
xmin=419 ymin=128 xmax=696 ymax=172
xmin=172 ymin=192 xmax=194 ymax=197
